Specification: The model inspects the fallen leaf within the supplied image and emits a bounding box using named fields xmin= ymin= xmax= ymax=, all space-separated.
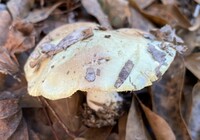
xmin=181 ymin=83 xmax=193 ymax=125
xmin=80 ymin=126 xmax=113 ymax=140
xmin=151 ymin=55 xmax=191 ymax=139
xmin=81 ymin=0 xmax=112 ymax=29
xmin=7 ymin=0 xmax=34 ymax=19
xmin=129 ymin=7 xmax=154 ymax=31
xmin=107 ymin=133 xmax=119 ymax=140
xmin=0 ymin=90 xmax=32 ymax=139
xmin=125 ymin=96 xmax=150 ymax=140
xmin=180 ymin=29 xmax=200 ymax=54
xmin=0 ymin=73 xmax=5 ymax=90
xmin=47 ymin=92 xmax=83 ymax=132
xmin=23 ymin=108 xmax=55 ymax=140
xmin=129 ymin=0 xmax=191 ymax=28
xmin=134 ymin=0 xmax=155 ymax=9
xmin=0 ymin=6 xmax=11 ymax=46
xmin=99 ymin=0 xmax=131 ymax=28
xmin=146 ymin=4 xmax=191 ymax=28
xmin=185 ymin=53 xmax=200 ymax=80
xmin=0 ymin=20 xmax=35 ymax=75
xmin=24 ymin=2 xmax=66 ymax=23
xmin=161 ymin=0 xmax=177 ymax=5
xmin=188 ymin=82 xmax=200 ymax=140
xmin=118 ymin=113 xmax=127 ymax=140
xmin=0 ymin=48 xmax=19 ymax=75
xmin=189 ymin=15 xmax=200 ymax=31
xmin=139 ymin=100 xmax=176 ymax=140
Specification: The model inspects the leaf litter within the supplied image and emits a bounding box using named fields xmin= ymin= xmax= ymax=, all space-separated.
xmin=0 ymin=0 xmax=200 ymax=139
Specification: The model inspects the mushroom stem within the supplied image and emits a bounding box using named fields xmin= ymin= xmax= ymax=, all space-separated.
xmin=86 ymin=91 xmax=124 ymax=112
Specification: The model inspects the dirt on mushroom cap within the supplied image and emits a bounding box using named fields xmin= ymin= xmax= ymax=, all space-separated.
xmin=24 ymin=22 xmax=177 ymax=100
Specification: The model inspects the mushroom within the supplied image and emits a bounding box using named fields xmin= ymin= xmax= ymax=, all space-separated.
xmin=24 ymin=22 xmax=183 ymax=127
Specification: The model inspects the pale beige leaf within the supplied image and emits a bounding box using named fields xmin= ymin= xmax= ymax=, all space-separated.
xmin=7 ymin=0 xmax=34 ymax=19
xmin=81 ymin=0 xmax=112 ymax=29
xmin=24 ymin=2 xmax=65 ymax=23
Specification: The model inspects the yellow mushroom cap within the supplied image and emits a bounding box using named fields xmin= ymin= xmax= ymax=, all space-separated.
xmin=24 ymin=22 xmax=177 ymax=100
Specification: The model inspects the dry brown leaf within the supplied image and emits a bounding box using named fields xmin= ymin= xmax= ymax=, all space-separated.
xmin=80 ymin=126 xmax=113 ymax=140
xmin=81 ymin=0 xmax=112 ymax=29
xmin=47 ymin=92 xmax=82 ymax=132
xmin=7 ymin=0 xmax=34 ymax=19
xmin=145 ymin=4 xmax=191 ymax=28
xmin=129 ymin=7 xmax=154 ymax=31
xmin=134 ymin=0 xmax=155 ymax=9
xmin=129 ymin=0 xmax=191 ymax=28
xmin=181 ymin=83 xmax=193 ymax=125
xmin=0 ymin=6 xmax=11 ymax=46
xmin=188 ymin=82 xmax=200 ymax=140
xmin=24 ymin=2 xmax=66 ymax=23
xmin=180 ymin=29 xmax=200 ymax=54
xmin=0 ymin=20 xmax=35 ymax=75
xmin=0 ymin=73 xmax=5 ymax=90
xmin=125 ymin=96 xmax=150 ymax=140
xmin=23 ymin=108 xmax=55 ymax=140
xmin=0 ymin=48 xmax=19 ymax=75
xmin=151 ymin=55 xmax=191 ymax=139
xmin=0 ymin=90 xmax=31 ymax=139
xmin=139 ymin=101 xmax=176 ymax=140
xmin=118 ymin=113 xmax=127 ymax=140
xmin=107 ymin=133 xmax=119 ymax=140
xmin=99 ymin=0 xmax=131 ymax=28
xmin=161 ymin=0 xmax=177 ymax=5
xmin=189 ymin=15 xmax=200 ymax=31
xmin=185 ymin=53 xmax=200 ymax=80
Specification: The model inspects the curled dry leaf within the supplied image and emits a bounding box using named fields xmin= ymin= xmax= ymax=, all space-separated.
xmin=188 ymin=82 xmax=200 ymax=140
xmin=129 ymin=7 xmax=154 ymax=31
xmin=145 ymin=4 xmax=191 ymax=28
xmin=99 ymin=0 xmax=131 ymax=28
xmin=129 ymin=0 xmax=191 ymax=28
xmin=180 ymin=28 xmax=200 ymax=54
xmin=47 ymin=92 xmax=83 ymax=133
xmin=185 ymin=52 xmax=200 ymax=80
xmin=0 ymin=90 xmax=31 ymax=139
xmin=151 ymin=55 xmax=191 ymax=139
xmin=0 ymin=20 xmax=35 ymax=75
xmin=0 ymin=47 xmax=19 ymax=76
xmin=7 ymin=0 xmax=34 ymax=19
xmin=134 ymin=0 xmax=155 ymax=9
xmin=0 ymin=6 xmax=11 ymax=46
xmin=24 ymin=2 xmax=66 ymax=23
xmin=81 ymin=0 xmax=112 ymax=29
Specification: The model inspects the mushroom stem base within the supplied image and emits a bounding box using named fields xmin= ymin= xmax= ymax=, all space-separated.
xmin=82 ymin=103 xmax=123 ymax=128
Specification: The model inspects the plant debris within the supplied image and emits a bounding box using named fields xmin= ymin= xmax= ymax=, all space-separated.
xmin=114 ymin=60 xmax=134 ymax=88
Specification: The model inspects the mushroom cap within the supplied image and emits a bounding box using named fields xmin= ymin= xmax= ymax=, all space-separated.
xmin=24 ymin=22 xmax=176 ymax=100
